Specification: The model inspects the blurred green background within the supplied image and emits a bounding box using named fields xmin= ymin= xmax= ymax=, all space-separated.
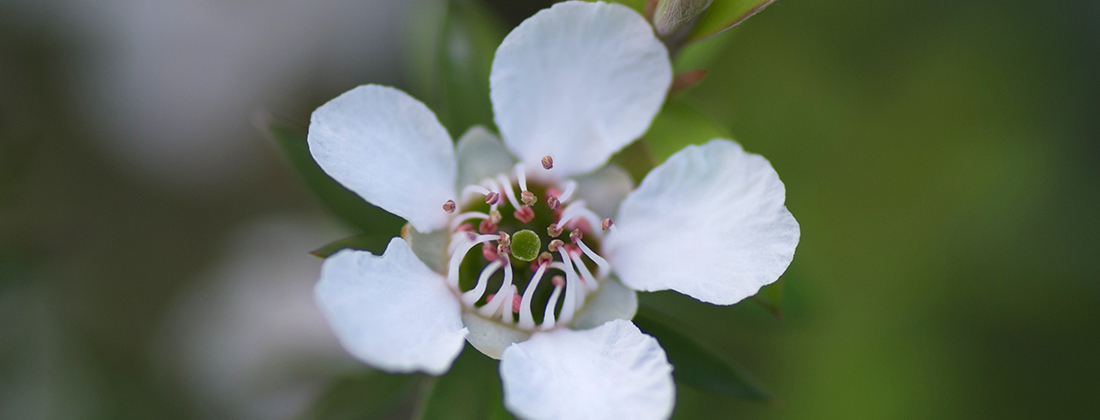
xmin=2 ymin=0 xmax=1097 ymax=419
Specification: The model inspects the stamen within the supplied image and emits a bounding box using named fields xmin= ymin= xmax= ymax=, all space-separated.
xmin=511 ymin=289 xmax=522 ymax=315
xmin=558 ymin=180 xmax=577 ymax=203
xmin=548 ymin=239 xmax=565 ymax=252
xmin=478 ymin=219 xmax=497 ymax=234
xmin=514 ymin=206 xmax=535 ymax=223
xmin=518 ymin=263 xmax=549 ymax=330
xmin=478 ymin=262 xmax=515 ymax=319
xmin=456 ymin=223 xmax=473 ymax=233
xmin=536 ymin=251 xmax=553 ymax=267
xmin=449 ymin=212 xmax=489 ymax=231
xmin=496 ymin=174 xmax=522 ymax=209
xmin=462 ymin=260 xmax=502 ymax=306
xmin=601 ymin=218 xmax=613 ymax=230
xmin=482 ymin=243 xmax=498 ymax=261
xmin=447 ymin=234 xmax=499 ymax=288
xmin=569 ymin=228 xmax=583 ymax=243
xmin=576 ymin=239 xmax=611 ymax=279
xmin=485 ymin=191 xmax=500 ymax=205
xmin=520 ymin=190 xmax=537 ymax=207
xmin=443 ymin=200 xmax=456 ymax=213
xmin=461 ymin=185 xmax=490 ymax=201
xmin=557 ymin=201 xmax=603 ymax=234
xmin=541 ymin=282 xmax=564 ymax=330
xmin=569 ymin=250 xmax=599 ymax=291
xmin=547 ymin=223 xmax=563 ymax=237
xmin=549 ymin=260 xmax=579 ymax=326
xmin=515 ymin=164 xmax=529 ymax=192
xmin=498 ymin=231 xmax=511 ymax=247
xmin=489 ymin=210 xmax=502 ymax=224
xmin=541 ymin=155 xmax=554 ymax=170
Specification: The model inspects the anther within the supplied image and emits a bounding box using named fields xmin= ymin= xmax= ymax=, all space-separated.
xmin=497 ymin=243 xmax=512 ymax=255
xmin=479 ymin=219 xmax=497 ymax=234
xmin=443 ymin=200 xmax=456 ymax=213
xmin=536 ymin=251 xmax=553 ymax=267
xmin=548 ymin=239 xmax=565 ymax=252
xmin=602 ymin=218 xmax=613 ymax=230
xmin=547 ymin=195 xmax=560 ymax=210
xmin=521 ymin=190 xmax=537 ymax=207
xmin=498 ymin=231 xmax=511 ymax=247
xmin=482 ymin=243 xmax=498 ymax=261
xmin=489 ymin=210 xmax=502 ymax=224
xmin=569 ymin=229 xmax=583 ymax=243
xmin=551 ymin=275 xmax=565 ymax=287
xmin=547 ymin=223 xmax=563 ymax=237
xmin=541 ymin=155 xmax=554 ymax=170
xmin=514 ymin=206 xmax=535 ymax=223
xmin=456 ymin=223 xmax=473 ymax=233
xmin=485 ymin=191 xmax=500 ymax=205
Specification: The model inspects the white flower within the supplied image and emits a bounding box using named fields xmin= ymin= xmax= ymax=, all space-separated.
xmin=306 ymin=2 xmax=799 ymax=420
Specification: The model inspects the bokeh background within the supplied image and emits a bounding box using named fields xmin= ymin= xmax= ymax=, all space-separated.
xmin=2 ymin=0 xmax=1098 ymax=419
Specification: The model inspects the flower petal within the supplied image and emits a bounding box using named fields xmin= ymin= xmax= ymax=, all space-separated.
xmin=314 ymin=238 xmax=467 ymax=375
xmin=499 ymin=319 xmax=674 ymax=420
xmin=461 ymin=312 xmax=531 ymax=360
xmin=490 ymin=2 xmax=672 ymax=178
xmin=573 ymin=164 xmax=634 ymax=220
xmin=569 ymin=277 xmax=638 ymax=331
xmin=606 ymin=139 xmax=800 ymax=305
xmin=308 ymin=85 xmax=457 ymax=232
xmin=455 ymin=125 xmax=516 ymax=190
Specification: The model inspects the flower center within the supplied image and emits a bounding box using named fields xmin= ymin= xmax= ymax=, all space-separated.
xmin=441 ymin=159 xmax=612 ymax=331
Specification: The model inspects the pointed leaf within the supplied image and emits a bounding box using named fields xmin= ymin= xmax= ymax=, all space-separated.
xmin=687 ymin=0 xmax=779 ymax=42
xmin=418 ymin=345 xmax=516 ymax=420
xmin=255 ymin=113 xmax=404 ymax=236
xmin=634 ymin=307 xmax=773 ymax=401
xmin=409 ymin=0 xmax=506 ymax=138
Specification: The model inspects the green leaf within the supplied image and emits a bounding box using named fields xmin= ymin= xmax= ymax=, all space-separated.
xmin=752 ymin=278 xmax=784 ymax=318
xmin=642 ymin=98 xmax=732 ymax=163
xmin=299 ymin=371 xmax=423 ymax=420
xmin=255 ymin=113 xmax=403 ymax=237
xmin=417 ymin=345 xmax=516 ymax=420
xmin=310 ymin=234 xmax=394 ymax=258
xmin=409 ymin=0 xmax=506 ymax=138
xmin=634 ymin=307 xmax=773 ymax=401
xmin=686 ymin=0 xmax=779 ymax=42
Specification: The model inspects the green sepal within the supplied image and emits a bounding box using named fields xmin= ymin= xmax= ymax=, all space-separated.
xmin=752 ymin=278 xmax=784 ymax=319
xmin=686 ymin=0 xmax=779 ymax=42
xmin=634 ymin=306 xmax=774 ymax=401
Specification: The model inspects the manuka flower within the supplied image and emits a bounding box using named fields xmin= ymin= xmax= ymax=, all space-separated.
xmin=307 ymin=2 xmax=799 ymax=419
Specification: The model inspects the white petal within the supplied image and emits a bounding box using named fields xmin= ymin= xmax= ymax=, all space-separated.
xmin=308 ymin=85 xmax=457 ymax=232
xmin=573 ymin=164 xmax=634 ymax=220
xmin=499 ymin=319 xmax=674 ymax=420
xmin=490 ymin=2 xmax=672 ymax=178
xmin=454 ymin=125 xmax=515 ymax=189
xmin=569 ymin=277 xmax=638 ymax=331
xmin=461 ymin=312 xmax=531 ymax=360
xmin=314 ymin=238 xmax=467 ymax=375
xmin=606 ymin=139 xmax=800 ymax=305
